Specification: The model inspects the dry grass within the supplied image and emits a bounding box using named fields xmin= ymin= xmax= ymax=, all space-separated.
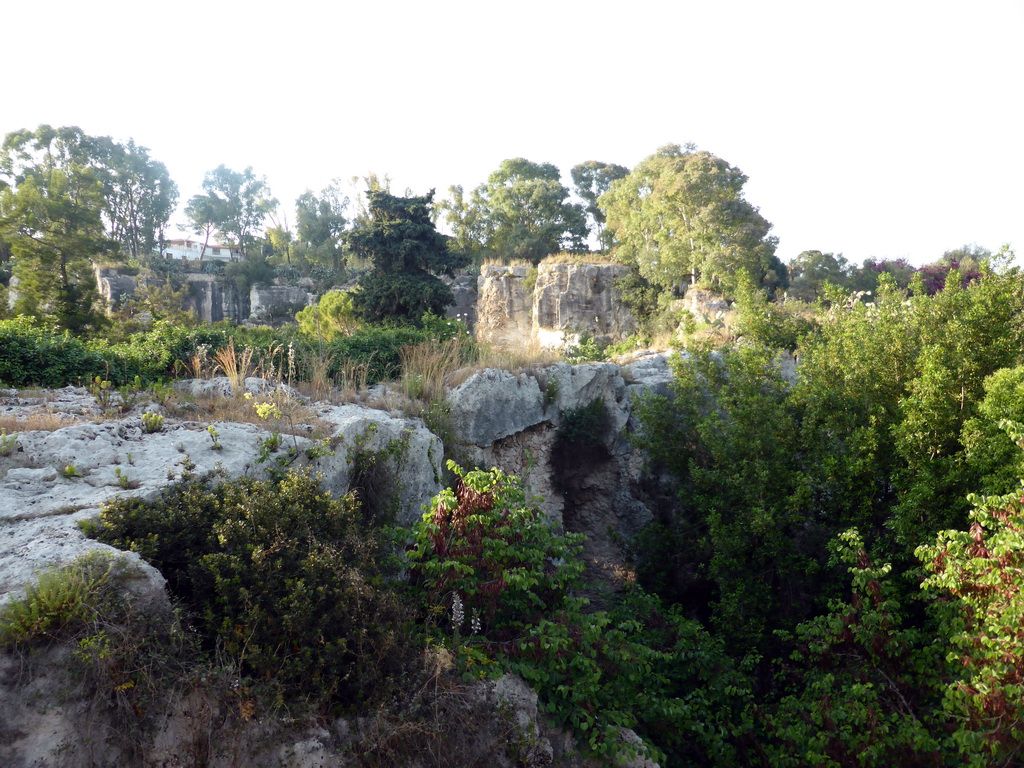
xmin=481 ymin=252 xmax=624 ymax=267
xmin=443 ymin=340 xmax=564 ymax=391
xmin=299 ymin=348 xmax=339 ymax=401
xmin=167 ymin=392 xmax=333 ymax=439
xmin=213 ymin=339 xmax=256 ymax=393
xmin=399 ymin=336 xmax=474 ymax=404
xmin=474 ymin=339 xmax=563 ymax=370
xmin=0 ymin=411 xmax=76 ymax=432
xmin=480 ymin=257 xmax=534 ymax=268
xmin=538 ymin=251 xmax=623 ymax=265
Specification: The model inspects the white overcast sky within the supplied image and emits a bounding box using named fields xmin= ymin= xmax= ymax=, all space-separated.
xmin=4 ymin=0 xmax=1022 ymax=266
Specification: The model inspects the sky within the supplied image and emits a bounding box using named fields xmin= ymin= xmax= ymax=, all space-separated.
xmin=4 ymin=0 xmax=1022 ymax=266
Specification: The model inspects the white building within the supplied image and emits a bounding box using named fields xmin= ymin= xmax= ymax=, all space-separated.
xmin=159 ymin=238 xmax=241 ymax=262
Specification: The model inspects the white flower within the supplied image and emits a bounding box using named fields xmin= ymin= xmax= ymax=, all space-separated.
xmin=451 ymin=594 xmax=465 ymax=630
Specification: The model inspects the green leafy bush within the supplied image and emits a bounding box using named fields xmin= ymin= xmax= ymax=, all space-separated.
xmin=85 ymin=469 xmax=415 ymax=708
xmin=327 ymin=315 xmax=467 ymax=385
xmin=0 ymin=315 xmax=106 ymax=387
xmin=919 ymin=476 xmax=1024 ymax=767
xmin=0 ymin=315 xmax=232 ymax=387
xmin=408 ymin=462 xmax=751 ymax=764
xmin=409 ymin=462 xmax=585 ymax=636
xmin=762 ymin=529 xmax=950 ymax=766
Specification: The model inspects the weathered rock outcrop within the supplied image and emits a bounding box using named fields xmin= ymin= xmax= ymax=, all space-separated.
xmin=93 ymin=268 xmax=315 ymax=325
xmin=94 ymin=267 xmax=139 ymax=308
xmin=443 ymin=273 xmax=479 ymax=331
xmin=532 ymin=263 xmax=637 ymax=347
xmin=475 ymin=265 xmax=532 ymax=347
xmin=0 ymin=365 xmax=670 ymax=768
xmin=185 ymin=274 xmax=248 ymax=323
xmin=447 ymin=355 xmax=675 ymax=584
xmin=249 ymin=283 xmax=314 ymax=322
xmin=0 ymin=383 xmax=442 ymax=608
xmin=475 ymin=262 xmax=639 ymax=349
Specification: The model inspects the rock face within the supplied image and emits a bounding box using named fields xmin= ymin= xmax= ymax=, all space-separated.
xmin=249 ymin=284 xmax=314 ymax=322
xmin=185 ymin=273 xmax=248 ymax=323
xmin=475 ymin=265 xmax=533 ymax=347
xmin=532 ymin=263 xmax=637 ymax=347
xmin=92 ymin=270 xmax=309 ymax=325
xmin=447 ymin=355 xmax=675 ymax=585
xmin=307 ymin=403 xmax=443 ymax=528
xmin=94 ymin=266 xmax=139 ymax=308
xmin=475 ymin=262 xmax=639 ymax=349
xmin=443 ymin=273 xmax=479 ymax=331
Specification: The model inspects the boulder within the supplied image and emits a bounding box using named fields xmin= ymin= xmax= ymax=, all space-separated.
xmin=308 ymin=403 xmax=444 ymax=527
xmin=448 ymin=368 xmax=546 ymax=447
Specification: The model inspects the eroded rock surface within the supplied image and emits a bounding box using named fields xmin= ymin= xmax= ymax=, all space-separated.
xmin=0 ymin=384 xmax=443 ymax=607
xmin=532 ymin=263 xmax=637 ymax=348
xmin=476 ymin=265 xmax=533 ymax=347
xmin=448 ymin=356 xmax=675 ymax=585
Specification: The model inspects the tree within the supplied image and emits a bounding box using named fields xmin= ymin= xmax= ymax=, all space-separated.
xmin=295 ymin=182 xmax=349 ymax=273
xmin=438 ymin=183 xmax=490 ymax=264
xmin=570 ymin=160 xmax=629 ymax=250
xmin=441 ymin=159 xmax=589 ymax=264
xmin=0 ymin=125 xmax=114 ymax=331
xmin=182 ymin=193 xmax=225 ymax=261
xmin=197 ymin=165 xmax=276 ymax=258
xmin=295 ymin=289 xmax=359 ymax=342
xmin=786 ymin=250 xmax=851 ymax=301
xmin=600 ymin=144 xmax=784 ymax=297
xmin=91 ymin=137 xmax=178 ymax=258
xmin=346 ymin=189 xmax=467 ymax=323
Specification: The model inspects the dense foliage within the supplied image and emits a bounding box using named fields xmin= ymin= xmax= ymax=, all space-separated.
xmin=346 ymin=189 xmax=466 ymax=323
xmin=85 ymin=469 xmax=415 ymax=708
xmin=408 ymin=463 xmax=751 ymax=764
xmin=625 ymin=265 xmax=1024 ymax=764
xmin=600 ymin=144 xmax=787 ymax=298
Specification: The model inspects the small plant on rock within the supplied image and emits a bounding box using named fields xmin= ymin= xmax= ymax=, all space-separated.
xmin=0 ymin=552 xmax=132 ymax=646
xmin=90 ymin=376 xmax=115 ymax=413
xmin=114 ymin=467 xmax=137 ymax=489
xmin=141 ymin=411 xmax=164 ymax=434
xmin=0 ymin=429 xmax=19 ymax=457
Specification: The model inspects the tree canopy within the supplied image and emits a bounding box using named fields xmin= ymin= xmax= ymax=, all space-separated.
xmin=570 ymin=160 xmax=629 ymax=250
xmin=0 ymin=125 xmax=116 ymax=330
xmin=600 ymin=144 xmax=786 ymax=296
xmin=346 ymin=189 xmax=466 ymax=323
xmin=442 ymin=158 xmax=588 ymax=264
xmin=294 ymin=182 xmax=349 ymax=273
xmin=185 ymin=165 xmax=276 ymax=259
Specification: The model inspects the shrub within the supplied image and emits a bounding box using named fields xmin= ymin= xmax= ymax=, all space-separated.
xmin=409 ymin=462 xmax=585 ymax=637
xmin=0 ymin=315 xmax=106 ymax=387
xmin=85 ymin=469 xmax=415 ymax=708
xmin=408 ymin=463 xmax=751 ymax=764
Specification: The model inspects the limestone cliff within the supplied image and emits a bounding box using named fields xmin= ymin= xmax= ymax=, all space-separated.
xmin=93 ymin=267 xmax=313 ymax=324
xmin=474 ymin=262 xmax=639 ymax=349
xmin=532 ymin=263 xmax=637 ymax=347
xmin=475 ymin=265 xmax=532 ymax=346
